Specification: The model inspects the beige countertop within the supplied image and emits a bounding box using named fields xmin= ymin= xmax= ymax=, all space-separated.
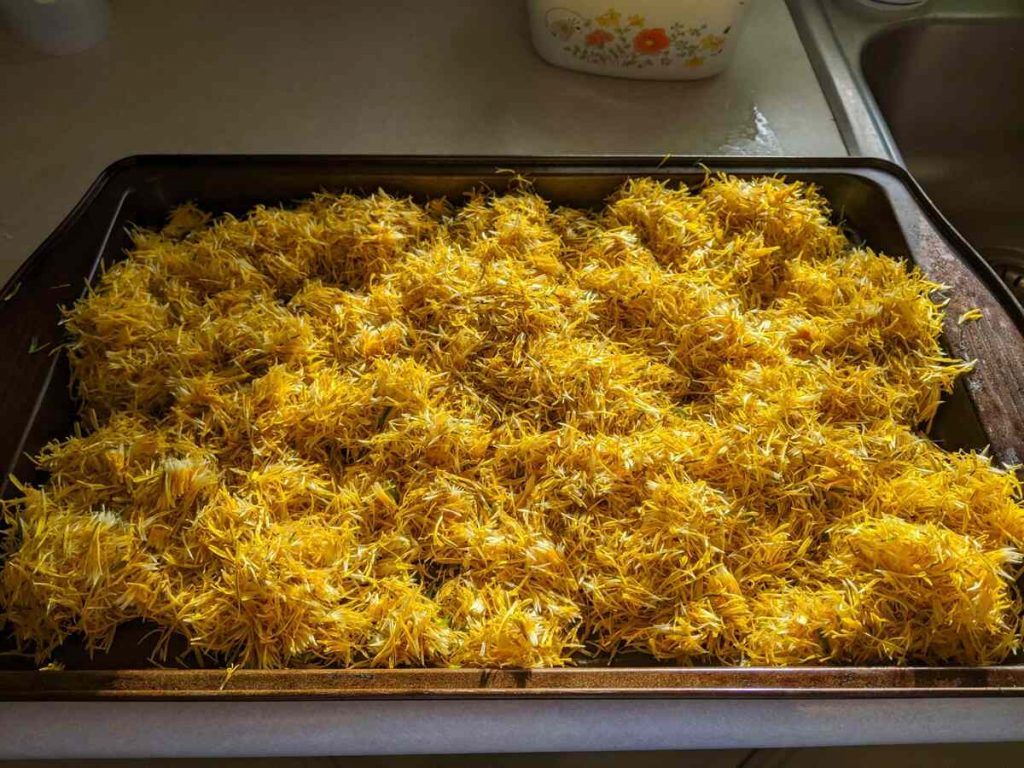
xmin=6 ymin=3 xmax=1024 ymax=760
xmin=0 ymin=0 xmax=843 ymax=285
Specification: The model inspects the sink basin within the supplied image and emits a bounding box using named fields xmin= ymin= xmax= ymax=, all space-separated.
xmin=862 ymin=20 xmax=1024 ymax=293
xmin=789 ymin=1 xmax=1024 ymax=298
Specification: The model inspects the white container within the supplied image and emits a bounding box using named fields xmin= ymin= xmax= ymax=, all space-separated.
xmin=528 ymin=0 xmax=753 ymax=80
xmin=0 ymin=0 xmax=109 ymax=55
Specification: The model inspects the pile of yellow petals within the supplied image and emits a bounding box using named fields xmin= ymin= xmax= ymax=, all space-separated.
xmin=3 ymin=175 xmax=1022 ymax=669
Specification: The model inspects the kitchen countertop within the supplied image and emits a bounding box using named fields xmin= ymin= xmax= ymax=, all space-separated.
xmin=0 ymin=0 xmax=843 ymax=285
xmin=16 ymin=0 xmax=1014 ymax=760
xmin=7 ymin=0 xmax=1024 ymax=760
xmin=3 ymin=0 xmax=1024 ymax=760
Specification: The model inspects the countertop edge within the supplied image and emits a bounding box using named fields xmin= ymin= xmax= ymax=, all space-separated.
xmin=2 ymin=698 xmax=1024 ymax=758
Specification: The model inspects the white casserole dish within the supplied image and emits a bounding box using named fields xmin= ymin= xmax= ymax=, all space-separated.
xmin=528 ymin=0 xmax=753 ymax=80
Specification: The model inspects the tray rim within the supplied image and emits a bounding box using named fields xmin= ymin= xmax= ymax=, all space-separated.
xmin=3 ymin=154 xmax=1023 ymax=701
xmin=4 ymin=665 xmax=1024 ymax=701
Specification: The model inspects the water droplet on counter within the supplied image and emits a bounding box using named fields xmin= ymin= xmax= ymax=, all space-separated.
xmin=718 ymin=105 xmax=783 ymax=155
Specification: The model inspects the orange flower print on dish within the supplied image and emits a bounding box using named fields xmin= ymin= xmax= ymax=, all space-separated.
xmin=633 ymin=27 xmax=670 ymax=55
xmin=558 ymin=11 xmax=729 ymax=70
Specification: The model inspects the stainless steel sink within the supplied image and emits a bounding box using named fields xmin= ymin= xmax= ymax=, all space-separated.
xmin=789 ymin=0 xmax=1024 ymax=297
xmin=863 ymin=20 xmax=1024 ymax=291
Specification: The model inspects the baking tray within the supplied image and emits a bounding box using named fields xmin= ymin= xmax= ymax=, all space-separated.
xmin=1 ymin=155 xmax=1023 ymax=701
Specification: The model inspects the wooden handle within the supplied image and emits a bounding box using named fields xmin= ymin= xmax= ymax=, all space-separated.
xmin=899 ymin=195 xmax=1024 ymax=469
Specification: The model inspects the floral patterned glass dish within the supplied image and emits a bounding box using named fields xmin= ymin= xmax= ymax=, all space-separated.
xmin=528 ymin=0 xmax=753 ymax=80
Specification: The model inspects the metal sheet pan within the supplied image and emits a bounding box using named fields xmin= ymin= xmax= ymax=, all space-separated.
xmin=2 ymin=155 xmax=1022 ymax=700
